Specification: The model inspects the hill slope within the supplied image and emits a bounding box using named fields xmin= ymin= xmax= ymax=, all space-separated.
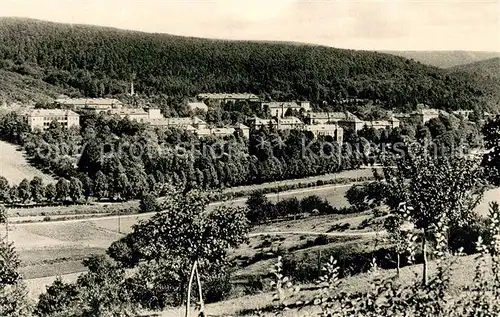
xmin=449 ymin=57 xmax=500 ymax=80
xmin=0 ymin=18 xmax=498 ymax=111
xmin=447 ymin=58 xmax=500 ymax=103
xmin=382 ymin=50 xmax=500 ymax=69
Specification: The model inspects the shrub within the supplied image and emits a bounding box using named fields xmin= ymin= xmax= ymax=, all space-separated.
xmin=313 ymin=235 xmax=331 ymax=246
xmin=139 ymin=194 xmax=159 ymax=213
xmin=203 ymin=272 xmax=232 ymax=304
xmin=35 ymin=278 xmax=79 ymax=317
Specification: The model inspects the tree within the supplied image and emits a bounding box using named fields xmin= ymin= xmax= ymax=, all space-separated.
xmin=0 ymin=205 xmax=7 ymax=242
xmin=17 ymin=179 xmax=31 ymax=203
xmin=81 ymin=175 xmax=93 ymax=201
xmin=44 ymin=183 xmax=56 ymax=203
xmin=246 ymin=191 xmax=272 ymax=223
xmin=139 ymin=194 xmax=159 ymax=213
xmin=0 ymin=237 xmax=32 ymax=316
xmin=0 ymin=176 xmax=9 ymax=202
xmin=76 ymin=255 xmax=136 ymax=316
xmin=382 ymin=144 xmax=487 ymax=285
xmin=345 ymin=181 xmax=388 ymax=211
xmin=69 ymin=177 xmax=83 ymax=202
xmin=30 ymin=176 xmax=45 ymax=203
xmin=8 ymin=186 xmax=18 ymax=204
xmin=383 ymin=211 xmax=412 ymax=277
xmin=35 ymin=277 xmax=79 ymax=317
xmin=482 ymin=115 xmax=500 ymax=185
xmin=55 ymin=179 xmax=70 ymax=202
xmin=93 ymin=171 xmax=108 ymax=201
xmin=36 ymin=255 xmax=136 ymax=316
xmin=110 ymin=189 xmax=249 ymax=316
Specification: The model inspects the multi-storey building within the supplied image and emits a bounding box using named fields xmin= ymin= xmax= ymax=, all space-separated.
xmin=410 ymin=108 xmax=449 ymax=124
xmin=304 ymin=112 xmax=364 ymax=132
xmin=54 ymin=98 xmax=123 ymax=113
xmin=107 ymin=108 xmax=150 ymax=122
xmin=196 ymin=124 xmax=250 ymax=139
xmin=249 ymin=116 xmax=303 ymax=131
xmin=197 ymin=93 xmax=260 ymax=103
xmin=149 ymin=116 xmax=207 ymax=129
xmin=262 ymin=101 xmax=311 ymax=118
xmin=25 ymin=109 xmax=80 ymax=131
xmin=303 ymin=124 xmax=343 ymax=143
xmin=364 ymin=117 xmax=400 ymax=130
xmin=187 ymin=102 xmax=208 ymax=113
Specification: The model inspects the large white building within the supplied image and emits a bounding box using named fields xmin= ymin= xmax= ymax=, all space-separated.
xmin=249 ymin=116 xmax=304 ymax=130
xmin=196 ymin=124 xmax=250 ymax=139
xmin=197 ymin=93 xmax=260 ymax=103
xmin=187 ymin=102 xmax=209 ymax=113
xmin=262 ymin=101 xmax=311 ymax=118
xmin=303 ymin=124 xmax=343 ymax=143
xmin=25 ymin=109 xmax=80 ymax=131
xmin=364 ymin=117 xmax=400 ymax=130
xmin=410 ymin=107 xmax=449 ymax=124
xmin=304 ymin=112 xmax=365 ymax=132
xmin=54 ymin=98 xmax=123 ymax=113
xmin=107 ymin=108 xmax=163 ymax=123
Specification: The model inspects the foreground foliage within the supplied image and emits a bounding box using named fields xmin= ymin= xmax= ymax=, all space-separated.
xmin=267 ymin=202 xmax=500 ymax=317
xmin=0 ymin=237 xmax=32 ymax=316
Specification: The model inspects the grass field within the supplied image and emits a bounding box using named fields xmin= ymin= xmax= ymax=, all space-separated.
xmin=0 ymin=139 xmax=55 ymax=185
xmin=12 ymin=184 xmax=499 ymax=306
xmin=7 ymin=168 xmax=372 ymax=220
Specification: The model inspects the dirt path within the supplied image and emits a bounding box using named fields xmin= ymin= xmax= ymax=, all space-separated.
xmin=248 ymin=230 xmax=385 ymax=238
xmin=0 ymin=140 xmax=55 ymax=184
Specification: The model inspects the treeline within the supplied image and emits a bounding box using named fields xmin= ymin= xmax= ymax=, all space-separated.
xmin=245 ymin=192 xmax=360 ymax=224
xmin=0 ymin=18 xmax=497 ymax=111
xmin=0 ymin=175 xmax=92 ymax=205
xmin=0 ymin=108 xmax=486 ymax=203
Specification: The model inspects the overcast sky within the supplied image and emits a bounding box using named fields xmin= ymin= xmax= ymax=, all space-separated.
xmin=3 ymin=0 xmax=499 ymax=51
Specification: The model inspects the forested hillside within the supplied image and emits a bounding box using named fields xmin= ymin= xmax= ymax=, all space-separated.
xmin=449 ymin=57 xmax=500 ymax=80
xmin=382 ymin=50 xmax=500 ymax=68
xmin=0 ymin=18 xmax=498 ymax=111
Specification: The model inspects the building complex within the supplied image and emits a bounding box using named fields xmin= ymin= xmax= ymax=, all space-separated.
xmin=24 ymin=109 xmax=80 ymax=131
xmin=27 ymin=95 xmax=489 ymax=141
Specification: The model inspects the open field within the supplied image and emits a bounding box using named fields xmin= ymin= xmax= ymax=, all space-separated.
xmin=7 ymin=168 xmax=372 ymax=220
xmin=0 ymin=140 xmax=55 ymax=184
xmin=223 ymin=168 xmax=375 ymax=194
xmin=13 ymin=184 xmax=499 ymax=305
xmin=8 ymin=181 xmax=355 ymax=223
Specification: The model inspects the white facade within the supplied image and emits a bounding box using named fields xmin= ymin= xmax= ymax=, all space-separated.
xmin=364 ymin=117 xmax=400 ymax=130
xmin=54 ymin=98 xmax=123 ymax=112
xmin=25 ymin=109 xmax=80 ymax=131
xmin=262 ymin=101 xmax=311 ymax=118
xmin=108 ymin=108 xmax=149 ymax=122
xmin=197 ymin=93 xmax=260 ymax=103
xmin=303 ymin=124 xmax=343 ymax=143
xmin=187 ymin=102 xmax=209 ymax=112
xmin=305 ymin=111 xmax=364 ymax=132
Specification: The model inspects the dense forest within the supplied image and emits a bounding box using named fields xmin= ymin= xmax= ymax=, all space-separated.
xmin=0 ymin=18 xmax=498 ymax=112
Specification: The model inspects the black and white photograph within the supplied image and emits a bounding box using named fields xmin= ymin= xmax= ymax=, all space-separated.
xmin=0 ymin=0 xmax=499 ymax=316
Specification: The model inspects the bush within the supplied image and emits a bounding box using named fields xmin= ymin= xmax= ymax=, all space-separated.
xmin=139 ymin=194 xmax=159 ymax=213
xmin=244 ymin=276 xmax=265 ymax=295
xmin=313 ymin=235 xmax=331 ymax=246
xmin=35 ymin=278 xmax=79 ymax=317
xmin=448 ymin=217 xmax=488 ymax=254
xmin=107 ymin=236 xmax=141 ymax=268
xmin=203 ymin=272 xmax=233 ymax=304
